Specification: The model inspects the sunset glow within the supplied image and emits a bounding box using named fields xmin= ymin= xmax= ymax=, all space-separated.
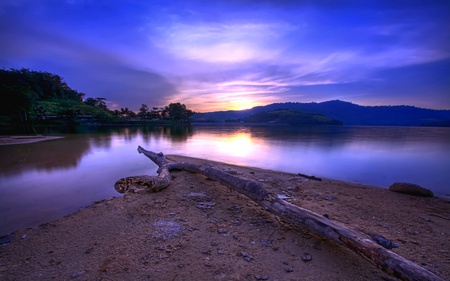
xmin=216 ymin=132 xmax=255 ymax=158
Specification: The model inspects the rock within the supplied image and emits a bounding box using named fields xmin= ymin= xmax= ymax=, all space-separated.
xmin=302 ymin=252 xmax=312 ymax=262
xmin=239 ymin=251 xmax=254 ymax=262
xmin=260 ymin=240 xmax=273 ymax=247
xmin=254 ymin=274 xmax=269 ymax=280
xmin=420 ymin=216 xmax=431 ymax=222
xmin=195 ymin=202 xmax=216 ymax=209
xmin=217 ymin=229 xmax=228 ymax=234
xmin=184 ymin=192 xmax=211 ymax=201
xmin=369 ymin=234 xmax=399 ymax=249
xmin=389 ymin=182 xmax=434 ymax=197
xmin=285 ymin=267 xmax=294 ymax=273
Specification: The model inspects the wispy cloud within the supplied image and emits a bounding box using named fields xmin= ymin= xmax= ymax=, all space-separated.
xmin=1 ymin=0 xmax=449 ymax=111
xmin=151 ymin=22 xmax=294 ymax=64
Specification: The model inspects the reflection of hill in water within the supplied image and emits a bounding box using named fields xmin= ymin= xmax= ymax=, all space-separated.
xmin=140 ymin=126 xmax=193 ymax=143
xmin=193 ymin=125 xmax=449 ymax=148
xmin=0 ymin=126 xmax=194 ymax=177
xmin=0 ymin=138 xmax=92 ymax=176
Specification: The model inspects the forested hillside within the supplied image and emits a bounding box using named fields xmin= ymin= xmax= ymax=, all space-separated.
xmin=194 ymin=100 xmax=450 ymax=127
xmin=242 ymin=110 xmax=342 ymax=125
xmin=0 ymin=68 xmax=193 ymax=133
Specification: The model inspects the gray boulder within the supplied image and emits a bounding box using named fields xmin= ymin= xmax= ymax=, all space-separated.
xmin=389 ymin=182 xmax=434 ymax=197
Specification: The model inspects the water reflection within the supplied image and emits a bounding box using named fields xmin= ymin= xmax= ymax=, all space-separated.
xmin=1 ymin=125 xmax=449 ymax=236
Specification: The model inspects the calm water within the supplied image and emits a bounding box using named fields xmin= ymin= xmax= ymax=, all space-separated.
xmin=1 ymin=125 xmax=449 ymax=235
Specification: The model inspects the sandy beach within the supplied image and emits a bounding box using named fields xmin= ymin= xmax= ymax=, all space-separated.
xmin=0 ymin=153 xmax=449 ymax=280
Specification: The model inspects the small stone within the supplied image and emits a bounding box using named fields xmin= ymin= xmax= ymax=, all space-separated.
xmin=196 ymin=202 xmax=216 ymax=209
xmin=260 ymin=240 xmax=273 ymax=247
xmin=217 ymin=250 xmax=225 ymax=254
xmin=285 ymin=267 xmax=294 ymax=273
xmin=254 ymin=275 xmax=269 ymax=280
xmin=239 ymin=251 xmax=254 ymax=262
xmin=302 ymin=252 xmax=312 ymax=262
xmin=184 ymin=192 xmax=211 ymax=201
xmin=21 ymin=235 xmax=27 ymax=239
xmin=370 ymin=234 xmax=399 ymax=249
xmin=217 ymin=229 xmax=228 ymax=234
xmin=201 ymin=249 xmax=211 ymax=255
xmin=420 ymin=216 xmax=431 ymax=222
xmin=323 ymin=195 xmax=334 ymax=201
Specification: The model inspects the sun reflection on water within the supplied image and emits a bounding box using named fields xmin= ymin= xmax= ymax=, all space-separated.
xmin=216 ymin=132 xmax=255 ymax=158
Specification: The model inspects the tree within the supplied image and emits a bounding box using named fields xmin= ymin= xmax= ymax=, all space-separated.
xmin=84 ymin=97 xmax=97 ymax=107
xmin=83 ymin=97 xmax=108 ymax=111
xmin=163 ymin=102 xmax=194 ymax=122
xmin=138 ymin=104 xmax=149 ymax=120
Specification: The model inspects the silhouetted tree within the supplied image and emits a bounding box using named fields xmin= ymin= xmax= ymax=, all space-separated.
xmin=163 ymin=102 xmax=194 ymax=122
xmin=138 ymin=104 xmax=149 ymax=120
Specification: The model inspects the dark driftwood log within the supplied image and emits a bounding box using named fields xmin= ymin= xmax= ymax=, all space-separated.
xmin=114 ymin=146 xmax=443 ymax=281
xmin=115 ymin=150 xmax=171 ymax=193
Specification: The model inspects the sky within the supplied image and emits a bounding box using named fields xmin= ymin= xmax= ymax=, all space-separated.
xmin=1 ymin=0 xmax=449 ymax=112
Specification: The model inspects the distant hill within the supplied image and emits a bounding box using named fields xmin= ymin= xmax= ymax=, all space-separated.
xmin=192 ymin=100 xmax=450 ymax=127
xmin=242 ymin=109 xmax=342 ymax=125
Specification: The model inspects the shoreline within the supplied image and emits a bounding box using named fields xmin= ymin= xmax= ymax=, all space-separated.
xmin=1 ymin=155 xmax=448 ymax=280
xmin=0 ymin=135 xmax=63 ymax=146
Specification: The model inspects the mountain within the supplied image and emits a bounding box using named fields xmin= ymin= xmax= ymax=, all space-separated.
xmin=243 ymin=109 xmax=342 ymax=125
xmin=192 ymin=100 xmax=450 ymax=126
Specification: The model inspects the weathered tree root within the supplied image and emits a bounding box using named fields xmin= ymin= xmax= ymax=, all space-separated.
xmin=114 ymin=146 xmax=443 ymax=281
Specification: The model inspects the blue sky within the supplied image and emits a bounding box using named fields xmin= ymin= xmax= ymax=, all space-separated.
xmin=1 ymin=0 xmax=449 ymax=111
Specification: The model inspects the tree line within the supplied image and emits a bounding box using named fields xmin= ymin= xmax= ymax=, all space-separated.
xmin=0 ymin=68 xmax=194 ymax=131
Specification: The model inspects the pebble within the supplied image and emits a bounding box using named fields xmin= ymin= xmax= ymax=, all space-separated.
xmin=420 ymin=216 xmax=431 ymax=222
xmin=260 ymin=240 xmax=273 ymax=247
xmin=370 ymin=234 xmax=399 ymax=249
xmin=21 ymin=235 xmax=27 ymax=239
xmin=184 ymin=192 xmax=211 ymax=201
xmin=285 ymin=267 xmax=294 ymax=273
xmin=302 ymin=252 xmax=312 ymax=262
xmin=217 ymin=229 xmax=228 ymax=234
xmin=240 ymin=251 xmax=254 ymax=262
xmin=323 ymin=195 xmax=335 ymax=201
xmin=254 ymin=274 xmax=269 ymax=280
xmin=196 ymin=202 xmax=216 ymax=209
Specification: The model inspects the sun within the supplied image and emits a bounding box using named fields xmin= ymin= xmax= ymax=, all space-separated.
xmin=229 ymin=97 xmax=258 ymax=111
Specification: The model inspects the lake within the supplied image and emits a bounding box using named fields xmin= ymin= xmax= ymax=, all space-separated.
xmin=1 ymin=125 xmax=449 ymax=235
